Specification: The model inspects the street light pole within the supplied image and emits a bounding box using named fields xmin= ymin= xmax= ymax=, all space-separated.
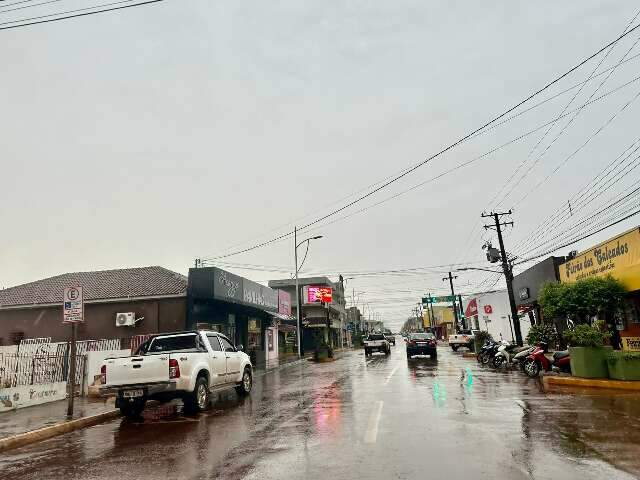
xmin=294 ymin=226 xmax=300 ymax=358
xmin=294 ymin=227 xmax=323 ymax=358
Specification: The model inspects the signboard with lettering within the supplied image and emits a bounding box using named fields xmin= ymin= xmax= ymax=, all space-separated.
xmin=484 ymin=305 xmax=493 ymax=314
xmin=213 ymin=269 xmax=243 ymax=302
xmin=559 ymin=227 xmax=640 ymax=290
xmin=622 ymin=337 xmax=640 ymax=352
xmin=63 ymin=287 xmax=83 ymax=323
xmin=243 ymin=279 xmax=278 ymax=311
xmin=518 ymin=287 xmax=530 ymax=300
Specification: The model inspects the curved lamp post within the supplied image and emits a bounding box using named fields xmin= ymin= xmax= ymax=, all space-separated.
xmin=294 ymin=227 xmax=323 ymax=358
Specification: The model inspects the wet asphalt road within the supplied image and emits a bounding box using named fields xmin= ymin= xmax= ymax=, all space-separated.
xmin=2 ymin=343 xmax=640 ymax=480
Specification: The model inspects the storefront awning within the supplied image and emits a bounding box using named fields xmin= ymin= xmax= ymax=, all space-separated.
xmin=270 ymin=312 xmax=296 ymax=322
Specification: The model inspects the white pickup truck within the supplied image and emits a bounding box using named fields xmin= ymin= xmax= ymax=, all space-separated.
xmin=448 ymin=329 xmax=478 ymax=351
xmin=364 ymin=333 xmax=390 ymax=357
xmin=100 ymin=330 xmax=253 ymax=417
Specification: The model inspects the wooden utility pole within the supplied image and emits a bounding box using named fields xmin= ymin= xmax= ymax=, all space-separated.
xmin=482 ymin=211 xmax=523 ymax=346
xmin=443 ymin=272 xmax=459 ymax=332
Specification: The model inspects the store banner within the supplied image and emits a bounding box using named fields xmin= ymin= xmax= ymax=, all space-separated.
xmin=465 ymin=298 xmax=478 ymax=318
xmin=559 ymin=227 xmax=640 ymax=290
xmin=278 ymin=290 xmax=292 ymax=316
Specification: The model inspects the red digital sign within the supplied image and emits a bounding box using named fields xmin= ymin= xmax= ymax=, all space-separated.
xmin=307 ymin=286 xmax=333 ymax=304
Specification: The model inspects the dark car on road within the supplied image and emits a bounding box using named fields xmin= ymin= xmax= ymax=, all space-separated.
xmin=406 ymin=332 xmax=437 ymax=359
xmin=383 ymin=329 xmax=396 ymax=346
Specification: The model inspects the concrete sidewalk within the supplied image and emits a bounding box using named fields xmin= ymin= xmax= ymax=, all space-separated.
xmin=0 ymin=396 xmax=115 ymax=441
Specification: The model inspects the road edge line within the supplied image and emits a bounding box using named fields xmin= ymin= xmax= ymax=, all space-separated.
xmin=0 ymin=409 xmax=120 ymax=453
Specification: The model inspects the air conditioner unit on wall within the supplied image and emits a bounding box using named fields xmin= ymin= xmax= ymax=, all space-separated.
xmin=115 ymin=312 xmax=136 ymax=327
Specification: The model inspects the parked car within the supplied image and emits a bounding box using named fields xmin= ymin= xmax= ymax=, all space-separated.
xmin=383 ymin=329 xmax=396 ymax=346
xmin=448 ymin=329 xmax=478 ymax=351
xmin=364 ymin=333 xmax=390 ymax=356
xmin=100 ymin=330 xmax=253 ymax=417
xmin=406 ymin=332 xmax=438 ymax=359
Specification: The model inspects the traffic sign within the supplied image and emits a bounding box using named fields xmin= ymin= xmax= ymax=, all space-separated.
xmin=423 ymin=295 xmax=455 ymax=304
xmin=63 ymin=286 xmax=84 ymax=323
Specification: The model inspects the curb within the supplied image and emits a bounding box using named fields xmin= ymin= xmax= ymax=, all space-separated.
xmin=0 ymin=409 xmax=120 ymax=454
xmin=543 ymin=375 xmax=640 ymax=392
xmin=462 ymin=352 xmax=477 ymax=358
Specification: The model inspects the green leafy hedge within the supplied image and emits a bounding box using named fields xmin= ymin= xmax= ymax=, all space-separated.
xmin=563 ymin=320 xmax=611 ymax=347
xmin=525 ymin=323 xmax=558 ymax=346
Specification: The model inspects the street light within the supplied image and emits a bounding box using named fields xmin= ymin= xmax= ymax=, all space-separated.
xmin=294 ymin=227 xmax=323 ymax=358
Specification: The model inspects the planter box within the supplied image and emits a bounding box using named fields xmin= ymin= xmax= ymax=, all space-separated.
xmin=607 ymin=352 xmax=640 ymax=381
xmin=569 ymin=346 xmax=612 ymax=379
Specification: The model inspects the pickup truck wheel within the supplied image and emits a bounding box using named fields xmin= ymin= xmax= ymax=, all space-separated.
xmin=235 ymin=368 xmax=252 ymax=396
xmin=119 ymin=398 xmax=146 ymax=418
xmin=184 ymin=376 xmax=210 ymax=414
xmin=451 ymin=345 xmax=459 ymax=352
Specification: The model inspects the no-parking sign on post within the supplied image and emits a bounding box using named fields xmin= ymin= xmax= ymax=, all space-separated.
xmin=63 ymin=286 xmax=84 ymax=323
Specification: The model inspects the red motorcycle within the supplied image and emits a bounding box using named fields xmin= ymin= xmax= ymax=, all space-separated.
xmin=523 ymin=342 xmax=571 ymax=378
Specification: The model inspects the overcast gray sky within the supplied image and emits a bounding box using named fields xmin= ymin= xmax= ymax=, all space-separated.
xmin=2 ymin=1 xmax=639 ymax=329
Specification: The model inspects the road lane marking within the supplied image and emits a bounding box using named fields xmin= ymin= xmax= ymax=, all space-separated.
xmin=364 ymin=400 xmax=383 ymax=444
xmin=384 ymin=365 xmax=398 ymax=385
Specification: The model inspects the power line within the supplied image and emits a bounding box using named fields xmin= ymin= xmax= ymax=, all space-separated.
xmin=0 ymin=0 xmax=65 ymax=14
xmin=0 ymin=0 xmax=164 ymax=30
xmin=490 ymin=11 xmax=640 ymax=210
xmin=515 ymin=208 xmax=640 ymax=266
xmin=201 ymin=70 xmax=640 ymax=263
xmin=514 ymin=138 xmax=640 ymax=254
xmin=201 ymin=22 xmax=640 ymax=260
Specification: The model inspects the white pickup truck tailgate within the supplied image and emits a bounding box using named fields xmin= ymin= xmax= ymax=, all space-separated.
xmin=104 ymin=355 xmax=169 ymax=387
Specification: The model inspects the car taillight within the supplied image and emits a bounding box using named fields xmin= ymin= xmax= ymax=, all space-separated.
xmin=169 ymin=359 xmax=180 ymax=379
xmin=429 ymin=341 xmax=436 ymax=347
xmin=100 ymin=365 xmax=106 ymax=384
xmin=409 ymin=340 xmax=416 ymax=346
xmin=462 ymin=335 xmax=468 ymax=340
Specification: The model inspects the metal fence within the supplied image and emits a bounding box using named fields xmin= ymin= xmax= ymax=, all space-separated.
xmin=0 ymin=353 xmax=86 ymax=388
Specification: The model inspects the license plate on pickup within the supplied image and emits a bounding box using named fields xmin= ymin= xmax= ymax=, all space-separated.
xmin=122 ymin=389 xmax=143 ymax=398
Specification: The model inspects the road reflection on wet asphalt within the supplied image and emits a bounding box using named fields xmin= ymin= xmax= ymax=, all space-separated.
xmin=1 ymin=344 xmax=639 ymax=479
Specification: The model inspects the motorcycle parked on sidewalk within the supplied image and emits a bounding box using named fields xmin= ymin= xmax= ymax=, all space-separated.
xmin=476 ymin=339 xmax=498 ymax=364
xmin=491 ymin=343 xmax=531 ymax=368
xmin=523 ymin=343 xmax=571 ymax=377
xmin=510 ymin=344 xmax=537 ymax=371
xmin=477 ymin=339 xmax=508 ymax=365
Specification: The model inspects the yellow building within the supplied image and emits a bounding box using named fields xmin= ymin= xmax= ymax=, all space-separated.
xmin=423 ymin=305 xmax=455 ymax=339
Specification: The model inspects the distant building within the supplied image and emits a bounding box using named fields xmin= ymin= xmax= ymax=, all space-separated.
xmin=268 ymin=276 xmax=347 ymax=351
xmin=463 ymin=290 xmax=531 ymax=343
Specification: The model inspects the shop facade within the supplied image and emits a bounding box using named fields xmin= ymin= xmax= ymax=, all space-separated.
xmin=187 ymin=267 xmax=283 ymax=368
xmin=512 ymin=256 xmax=565 ymax=325
xmin=559 ymin=226 xmax=640 ymax=350
xmin=463 ymin=290 xmax=532 ymax=343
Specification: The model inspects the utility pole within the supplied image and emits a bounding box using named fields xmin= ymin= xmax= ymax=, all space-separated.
xmin=482 ymin=211 xmax=523 ymax=346
xmin=458 ymin=294 xmax=465 ymax=329
xmin=443 ymin=272 xmax=459 ymax=332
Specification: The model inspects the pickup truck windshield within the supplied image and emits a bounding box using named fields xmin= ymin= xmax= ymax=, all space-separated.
xmin=148 ymin=334 xmax=200 ymax=353
xmin=367 ymin=334 xmax=385 ymax=340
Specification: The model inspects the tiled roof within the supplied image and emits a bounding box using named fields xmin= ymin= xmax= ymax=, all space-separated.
xmin=0 ymin=266 xmax=187 ymax=308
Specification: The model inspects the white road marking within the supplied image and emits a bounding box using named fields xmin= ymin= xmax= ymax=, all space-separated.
xmin=384 ymin=365 xmax=398 ymax=385
xmin=364 ymin=400 xmax=384 ymax=444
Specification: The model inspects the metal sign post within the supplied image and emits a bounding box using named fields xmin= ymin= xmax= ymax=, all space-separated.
xmin=63 ymin=286 xmax=84 ymax=417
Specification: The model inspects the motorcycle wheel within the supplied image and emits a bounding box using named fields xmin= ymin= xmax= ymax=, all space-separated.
xmin=476 ymin=352 xmax=485 ymax=364
xmin=481 ymin=353 xmax=491 ymax=365
xmin=524 ymin=359 xmax=540 ymax=378
xmin=492 ymin=355 xmax=505 ymax=368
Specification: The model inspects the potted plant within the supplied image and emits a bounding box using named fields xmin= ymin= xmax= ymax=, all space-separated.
xmin=564 ymin=320 xmax=612 ymax=378
xmin=606 ymin=351 xmax=640 ymax=381
xmin=474 ymin=330 xmax=492 ymax=352
xmin=525 ymin=323 xmax=558 ymax=347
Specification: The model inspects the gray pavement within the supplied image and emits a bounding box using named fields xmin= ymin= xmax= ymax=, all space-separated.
xmin=0 ymin=396 xmax=115 ymax=440
xmin=1 ymin=344 xmax=639 ymax=479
